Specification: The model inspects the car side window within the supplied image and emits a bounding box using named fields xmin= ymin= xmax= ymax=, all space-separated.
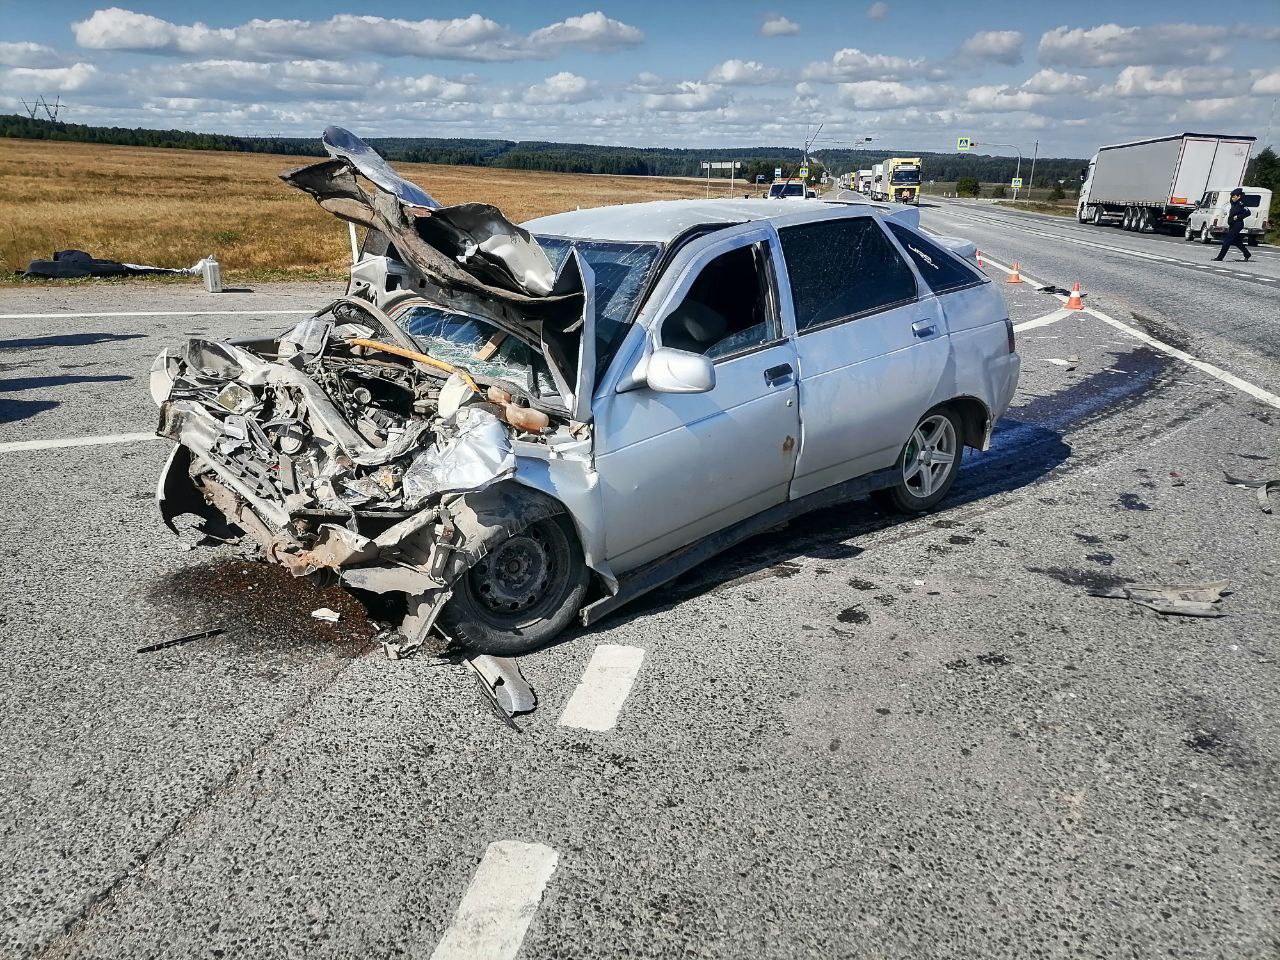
xmin=885 ymin=222 xmax=984 ymax=295
xmin=778 ymin=217 xmax=917 ymax=332
xmin=658 ymin=242 xmax=781 ymax=360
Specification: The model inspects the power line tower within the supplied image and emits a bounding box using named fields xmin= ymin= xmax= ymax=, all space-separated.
xmin=19 ymin=96 xmax=64 ymax=121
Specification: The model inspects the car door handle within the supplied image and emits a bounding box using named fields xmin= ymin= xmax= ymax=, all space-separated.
xmin=912 ymin=320 xmax=938 ymax=338
xmin=764 ymin=363 xmax=793 ymax=386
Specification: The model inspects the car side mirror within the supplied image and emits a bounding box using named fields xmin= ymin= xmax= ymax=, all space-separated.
xmin=645 ymin=347 xmax=716 ymax=394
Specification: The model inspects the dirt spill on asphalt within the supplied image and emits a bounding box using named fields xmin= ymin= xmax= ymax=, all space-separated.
xmin=147 ymin=559 xmax=378 ymax=660
xmin=1026 ymin=565 xmax=1134 ymax=593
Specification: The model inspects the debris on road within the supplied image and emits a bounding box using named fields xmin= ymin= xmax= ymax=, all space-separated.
xmin=1223 ymin=470 xmax=1279 ymax=514
xmin=1044 ymin=355 xmax=1081 ymax=371
xmin=1091 ymin=580 xmax=1229 ymax=617
xmin=136 ymin=627 xmax=224 ymax=654
xmin=469 ymin=655 xmax=537 ymax=729
xmin=310 ymin=607 xmax=341 ymax=622
xmin=21 ymin=249 xmax=221 ymax=289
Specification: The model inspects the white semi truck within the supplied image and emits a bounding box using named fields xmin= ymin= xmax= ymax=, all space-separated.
xmin=1077 ymin=132 xmax=1256 ymax=235
xmin=856 ymin=169 xmax=873 ymax=194
xmin=871 ymin=164 xmax=885 ymax=198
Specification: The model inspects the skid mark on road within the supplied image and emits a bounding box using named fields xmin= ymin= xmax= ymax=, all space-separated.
xmin=558 ymin=644 xmax=646 ymax=732
xmin=430 ymin=840 xmax=558 ymax=960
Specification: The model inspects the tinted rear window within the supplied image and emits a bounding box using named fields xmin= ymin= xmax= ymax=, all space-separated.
xmin=1242 ymin=194 xmax=1262 ymax=208
xmin=778 ymin=218 xmax=917 ymax=331
xmin=885 ymin=223 xmax=984 ymax=295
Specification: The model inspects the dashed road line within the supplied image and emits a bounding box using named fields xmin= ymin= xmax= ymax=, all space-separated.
xmin=0 ymin=432 xmax=161 ymax=454
xmin=0 ymin=309 xmax=313 ymax=320
xmin=558 ymin=644 xmax=646 ymax=732
xmin=430 ymin=840 xmax=558 ymax=960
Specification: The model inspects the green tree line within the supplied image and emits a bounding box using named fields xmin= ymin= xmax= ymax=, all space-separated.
xmin=0 ymin=113 xmax=1086 ymax=183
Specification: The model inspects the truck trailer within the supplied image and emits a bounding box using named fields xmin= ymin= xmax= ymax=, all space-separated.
xmin=1077 ymin=132 xmax=1255 ymax=235
xmin=855 ymin=169 xmax=874 ymax=194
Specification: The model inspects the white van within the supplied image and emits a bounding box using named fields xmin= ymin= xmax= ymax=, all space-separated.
xmin=1185 ymin=187 xmax=1272 ymax=246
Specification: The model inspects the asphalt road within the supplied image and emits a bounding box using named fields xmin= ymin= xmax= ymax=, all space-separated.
xmin=3 ymin=218 xmax=1279 ymax=959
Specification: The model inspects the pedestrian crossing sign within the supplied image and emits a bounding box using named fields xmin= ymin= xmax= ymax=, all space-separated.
xmin=1011 ymin=177 xmax=1023 ymax=189
xmin=798 ymin=165 xmax=809 ymax=178
xmin=957 ymin=137 xmax=971 ymax=151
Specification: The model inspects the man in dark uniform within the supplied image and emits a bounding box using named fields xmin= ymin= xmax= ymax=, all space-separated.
xmin=1212 ymin=187 xmax=1252 ymax=262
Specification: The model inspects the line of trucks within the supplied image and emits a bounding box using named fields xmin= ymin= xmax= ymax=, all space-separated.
xmin=849 ymin=158 xmax=922 ymax=204
xmin=1076 ymin=132 xmax=1269 ymax=245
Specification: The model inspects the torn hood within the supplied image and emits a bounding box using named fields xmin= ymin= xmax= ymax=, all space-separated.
xmin=282 ymin=126 xmax=596 ymax=422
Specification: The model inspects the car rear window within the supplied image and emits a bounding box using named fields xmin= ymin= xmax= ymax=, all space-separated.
xmin=1242 ymin=194 xmax=1262 ymax=208
xmin=885 ymin=222 xmax=984 ymax=295
xmin=778 ymin=217 xmax=917 ymax=331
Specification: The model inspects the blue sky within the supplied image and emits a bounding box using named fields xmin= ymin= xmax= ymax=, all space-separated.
xmin=2 ymin=0 xmax=1278 ymax=156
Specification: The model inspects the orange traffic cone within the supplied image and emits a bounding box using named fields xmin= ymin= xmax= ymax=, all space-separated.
xmin=1006 ymin=262 xmax=1023 ymax=284
xmin=976 ymin=249 xmax=984 ymax=268
xmin=1065 ymin=281 xmax=1084 ymax=310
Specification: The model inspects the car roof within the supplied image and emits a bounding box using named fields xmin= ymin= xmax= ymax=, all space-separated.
xmin=523 ymin=197 xmax=875 ymax=244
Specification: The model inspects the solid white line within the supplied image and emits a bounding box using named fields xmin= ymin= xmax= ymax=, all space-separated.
xmin=0 ymin=309 xmax=313 ymax=320
xmin=558 ymin=644 xmax=646 ymax=732
xmin=1014 ymin=308 xmax=1075 ymax=333
xmin=0 ymin=432 xmax=161 ymax=453
xmin=1084 ymin=306 xmax=1280 ymax=409
xmin=430 ymin=840 xmax=558 ymax=960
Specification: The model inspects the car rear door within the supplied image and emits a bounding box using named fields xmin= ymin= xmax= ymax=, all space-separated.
xmin=593 ymin=230 xmax=801 ymax=572
xmin=777 ymin=214 xmax=950 ymax=500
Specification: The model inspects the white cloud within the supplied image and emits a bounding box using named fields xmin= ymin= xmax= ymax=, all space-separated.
xmin=866 ymin=3 xmax=890 ymax=20
xmin=627 ymin=71 xmax=671 ymax=93
xmin=130 ymin=59 xmax=381 ymax=103
xmin=1039 ymin=23 xmax=1230 ymax=68
xmin=707 ymin=59 xmax=783 ymax=85
xmin=0 ymin=41 xmax=68 ymax=68
xmin=761 ymin=15 xmax=800 ymax=37
xmin=959 ymin=31 xmax=1024 ymax=66
xmin=379 ymin=73 xmax=479 ymax=103
xmin=964 ymin=85 xmax=1045 ymax=113
xmin=1252 ymin=69 xmax=1280 ymax=95
xmin=1020 ymin=68 xmax=1091 ymax=95
xmin=1106 ymin=66 xmax=1243 ymax=99
xmin=526 ymin=12 xmax=643 ymax=53
xmin=836 ymin=80 xmax=950 ymax=108
xmin=1173 ymin=97 xmax=1249 ymax=121
xmin=643 ymin=81 xmax=728 ymax=112
xmin=803 ymin=47 xmax=923 ymax=82
xmin=1 ymin=62 xmax=101 ymax=92
xmin=71 ymin=7 xmax=642 ymax=62
xmin=523 ymin=71 xmax=597 ymax=104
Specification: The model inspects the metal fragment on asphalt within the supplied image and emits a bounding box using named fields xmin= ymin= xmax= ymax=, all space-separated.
xmin=1223 ymin=470 xmax=1279 ymax=514
xmin=468 ymin=655 xmax=537 ymax=729
xmin=137 ymin=628 xmax=224 ymax=654
xmin=1091 ymin=580 xmax=1229 ymax=617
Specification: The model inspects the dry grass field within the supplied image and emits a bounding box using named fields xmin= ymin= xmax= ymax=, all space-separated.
xmin=0 ymin=138 xmax=729 ymax=283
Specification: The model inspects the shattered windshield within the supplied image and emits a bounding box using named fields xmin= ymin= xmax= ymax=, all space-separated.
xmin=394 ymin=303 xmax=560 ymax=398
xmin=534 ymin=236 xmax=661 ymax=374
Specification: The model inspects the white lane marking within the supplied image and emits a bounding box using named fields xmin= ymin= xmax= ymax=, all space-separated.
xmin=0 ymin=432 xmax=161 ymax=453
xmin=430 ymin=840 xmax=558 ymax=960
xmin=1014 ymin=308 xmax=1075 ymax=333
xmin=558 ymin=644 xmax=646 ymax=732
xmin=0 ymin=309 xmax=313 ymax=320
xmin=978 ymin=250 xmax=1280 ymax=409
xmin=1083 ymin=305 xmax=1280 ymax=409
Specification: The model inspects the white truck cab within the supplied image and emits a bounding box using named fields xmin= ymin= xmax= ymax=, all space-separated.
xmin=1184 ymin=187 xmax=1271 ymax=246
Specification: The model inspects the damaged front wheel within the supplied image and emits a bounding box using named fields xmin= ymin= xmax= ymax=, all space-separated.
xmin=440 ymin=514 xmax=588 ymax=656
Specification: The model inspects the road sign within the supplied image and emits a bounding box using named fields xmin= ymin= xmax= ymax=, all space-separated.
xmin=774 ymin=167 xmax=782 ymax=178
xmin=957 ymin=136 xmax=972 ymax=152
xmin=1011 ymin=177 xmax=1023 ymax=189
xmin=798 ymin=165 xmax=809 ymax=178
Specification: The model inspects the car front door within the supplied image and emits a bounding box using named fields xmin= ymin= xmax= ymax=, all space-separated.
xmin=593 ymin=231 xmax=800 ymax=573
xmin=777 ymin=214 xmax=950 ymax=500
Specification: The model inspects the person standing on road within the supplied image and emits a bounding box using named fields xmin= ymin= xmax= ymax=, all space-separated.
xmin=1212 ymin=187 xmax=1252 ymax=263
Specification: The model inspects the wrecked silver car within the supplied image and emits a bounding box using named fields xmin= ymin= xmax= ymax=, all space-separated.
xmin=153 ymin=126 xmax=1020 ymax=656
